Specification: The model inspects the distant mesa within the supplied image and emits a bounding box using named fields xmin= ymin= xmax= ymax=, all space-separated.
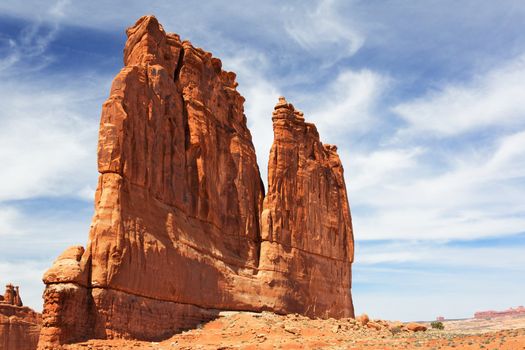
xmin=0 ymin=282 xmax=42 ymax=350
xmin=474 ymin=306 xmax=525 ymax=319
xmin=37 ymin=15 xmax=355 ymax=349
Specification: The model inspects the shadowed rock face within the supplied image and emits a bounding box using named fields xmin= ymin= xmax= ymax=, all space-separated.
xmin=38 ymin=15 xmax=354 ymax=349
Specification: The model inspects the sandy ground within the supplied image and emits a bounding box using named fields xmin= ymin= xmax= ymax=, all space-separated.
xmin=64 ymin=312 xmax=525 ymax=349
xmin=438 ymin=314 xmax=525 ymax=334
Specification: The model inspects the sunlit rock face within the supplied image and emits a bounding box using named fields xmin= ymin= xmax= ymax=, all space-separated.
xmin=38 ymin=15 xmax=354 ymax=349
xmin=259 ymin=97 xmax=354 ymax=318
xmin=1 ymin=284 xmax=41 ymax=350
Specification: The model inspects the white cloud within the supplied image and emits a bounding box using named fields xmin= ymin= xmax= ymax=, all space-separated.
xmin=285 ymin=0 xmax=364 ymax=66
xmin=0 ymin=4 xmax=103 ymax=203
xmin=0 ymin=203 xmax=92 ymax=245
xmin=0 ymin=79 xmax=101 ymax=202
xmin=393 ymin=54 xmax=525 ymax=136
xmin=486 ymin=129 xmax=525 ymax=179
xmin=0 ymin=2 xmax=102 ymax=313
xmin=348 ymin=129 xmax=525 ymax=241
xmin=0 ymin=207 xmax=23 ymax=236
xmin=0 ymin=0 xmax=364 ymax=69
xmin=0 ymin=0 xmax=69 ymax=75
xmin=48 ymin=0 xmax=70 ymax=18
xmin=342 ymin=147 xmax=423 ymax=192
xmin=308 ymin=69 xmax=389 ymax=142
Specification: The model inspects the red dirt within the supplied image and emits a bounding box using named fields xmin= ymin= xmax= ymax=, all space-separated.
xmin=62 ymin=312 xmax=525 ymax=349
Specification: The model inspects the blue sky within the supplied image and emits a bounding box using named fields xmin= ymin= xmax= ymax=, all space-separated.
xmin=1 ymin=0 xmax=524 ymax=321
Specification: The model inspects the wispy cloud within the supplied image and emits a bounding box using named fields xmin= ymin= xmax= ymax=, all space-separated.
xmin=349 ymin=128 xmax=525 ymax=240
xmin=0 ymin=78 xmax=103 ymax=202
xmin=307 ymin=68 xmax=389 ymax=142
xmin=0 ymin=206 xmax=22 ymax=236
xmin=344 ymin=147 xmax=423 ymax=192
xmin=393 ymin=54 xmax=525 ymax=137
xmin=0 ymin=1 xmax=106 ymax=204
xmin=0 ymin=0 xmax=70 ymax=75
xmin=284 ymin=0 xmax=364 ymax=66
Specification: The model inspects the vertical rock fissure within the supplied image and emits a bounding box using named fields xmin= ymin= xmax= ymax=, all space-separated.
xmin=173 ymin=45 xmax=185 ymax=83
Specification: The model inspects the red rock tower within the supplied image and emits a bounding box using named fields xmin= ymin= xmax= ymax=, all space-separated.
xmin=259 ymin=97 xmax=354 ymax=317
xmin=38 ymin=16 xmax=354 ymax=349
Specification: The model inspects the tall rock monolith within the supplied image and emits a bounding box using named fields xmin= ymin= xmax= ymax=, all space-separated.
xmin=38 ymin=15 xmax=354 ymax=349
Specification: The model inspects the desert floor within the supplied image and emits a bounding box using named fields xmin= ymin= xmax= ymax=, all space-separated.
xmin=64 ymin=312 xmax=525 ymax=349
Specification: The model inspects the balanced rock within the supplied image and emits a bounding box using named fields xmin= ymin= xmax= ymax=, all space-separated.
xmin=38 ymin=15 xmax=355 ymax=349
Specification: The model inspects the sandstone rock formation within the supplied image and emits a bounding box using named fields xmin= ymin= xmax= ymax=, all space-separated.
xmin=258 ymin=97 xmax=354 ymax=317
xmin=474 ymin=306 xmax=525 ymax=319
xmin=1 ymin=283 xmax=41 ymax=350
xmin=2 ymin=284 xmax=23 ymax=307
xmin=38 ymin=15 xmax=354 ymax=349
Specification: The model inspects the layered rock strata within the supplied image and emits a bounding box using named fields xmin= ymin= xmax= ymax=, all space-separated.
xmin=0 ymin=284 xmax=41 ymax=350
xmin=38 ymin=15 xmax=354 ymax=349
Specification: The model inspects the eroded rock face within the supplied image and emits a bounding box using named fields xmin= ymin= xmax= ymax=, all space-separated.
xmin=259 ymin=97 xmax=354 ymax=318
xmin=0 ymin=285 xmax=41 ymax=350
xmin=38 ymin=247 xmax=91 ymax=347
xmin=38 ymin=15 xmax=354 ymax=349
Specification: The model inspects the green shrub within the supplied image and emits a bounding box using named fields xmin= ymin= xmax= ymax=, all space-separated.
xmin=430 ymin=321 xmax=444 ymax=330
